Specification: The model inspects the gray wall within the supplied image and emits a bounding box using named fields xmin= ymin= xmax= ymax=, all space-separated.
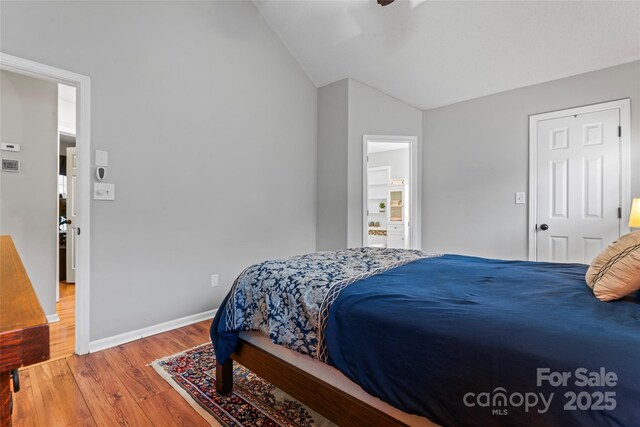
xmin=0 ymin=70 xmax=58 ymax=316
xmin=422 ymin=61 xmax=640 ymax=259
xmin=1 ymin=1 xmax=317 ymax=341
xmin=316 ymin=78 xmax=422 ymax=250
xmin=316 ymin=80 xmax=348 ymax=251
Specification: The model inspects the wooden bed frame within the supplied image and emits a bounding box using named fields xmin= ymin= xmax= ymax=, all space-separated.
xmin=216 ymin=338 xmax=409 ymax=426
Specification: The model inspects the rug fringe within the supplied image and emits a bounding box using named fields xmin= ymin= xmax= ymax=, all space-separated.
xmin=149 ymin=343 xmax=222 ymax=426
xmin=147 ymin=341 xmax=212 ymax=367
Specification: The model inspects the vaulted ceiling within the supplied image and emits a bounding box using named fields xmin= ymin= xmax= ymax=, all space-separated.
xmin=254 ymin=1 xmax=640 ymax=110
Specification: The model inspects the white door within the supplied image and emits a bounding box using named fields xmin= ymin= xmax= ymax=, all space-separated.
xmin=535 ymin=108 xmax=621 ymax=263
xmin=66 ymin=147 xmax=77 ymax=283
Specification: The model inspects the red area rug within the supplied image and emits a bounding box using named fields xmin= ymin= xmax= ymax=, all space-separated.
xmin=151 ymin=343 xmax=333 ymax=426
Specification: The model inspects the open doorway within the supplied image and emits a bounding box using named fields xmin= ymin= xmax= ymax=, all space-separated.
xmin=363 ymin=135 xmax=421 ymax=250
xmin=0 ymin=72 xmax=77 ymax=360
xmin=1 ymin=53 xmax=91 ymax=355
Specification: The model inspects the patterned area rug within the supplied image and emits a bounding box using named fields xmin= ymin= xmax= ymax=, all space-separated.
xmin=151 ymin=343 xmax=334 ymax=427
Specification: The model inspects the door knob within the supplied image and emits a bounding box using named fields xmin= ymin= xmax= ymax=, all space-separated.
xmin=539 ymin=224 xmax=549 ymax=231
xmin=63 ymin=219 xmax=72 ymax=225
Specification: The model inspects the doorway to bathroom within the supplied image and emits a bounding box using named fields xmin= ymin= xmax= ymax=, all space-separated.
xmin=363 ymin=135 xmax=421 ymax=250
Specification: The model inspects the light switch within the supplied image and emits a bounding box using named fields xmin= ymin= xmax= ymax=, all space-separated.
xmin=515 ymin=192 xmax=526 ymax=204
xmin=94 ymin=183 xmax=115 ymax=200
xmin=95 ymin=150 xmax=108 ymax=167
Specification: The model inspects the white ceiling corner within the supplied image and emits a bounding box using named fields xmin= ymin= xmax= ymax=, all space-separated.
xmin=253 ymin=0 xmax=640 ymax=110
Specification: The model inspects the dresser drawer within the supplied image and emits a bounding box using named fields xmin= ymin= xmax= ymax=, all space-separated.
xmin=388 ymin=224 xmax=403 ymax=233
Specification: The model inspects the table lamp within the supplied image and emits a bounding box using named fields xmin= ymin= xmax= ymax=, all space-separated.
xmin=630 ymin=198 xmax=640 ymax=229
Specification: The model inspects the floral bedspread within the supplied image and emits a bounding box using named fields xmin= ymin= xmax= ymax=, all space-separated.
xmin=224 ymin=247 xmax=436 ymax=362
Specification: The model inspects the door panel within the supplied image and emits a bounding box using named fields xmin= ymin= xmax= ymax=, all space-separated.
xmin=583 ymin=237 xmax=603 ymax=262
xmin=583 ymin=156 xmax=603 ymax=218
xmin=550 ymin=236 xmax=568 ymax=263
xmin=551 ymin=159 xmax=568 ymax=218
xmin=536 ymin=108 xmax=620 ymax=264
xmin=66 ymin=147 xmax=77 ymax=283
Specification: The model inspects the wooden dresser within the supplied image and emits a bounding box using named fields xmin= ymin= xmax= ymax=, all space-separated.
xmin=0 ymin=236 xmax=50 ymax=426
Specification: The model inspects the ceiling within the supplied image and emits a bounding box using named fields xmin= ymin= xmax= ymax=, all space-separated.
xmin=253 ymin=1 xmax=640 ymax=110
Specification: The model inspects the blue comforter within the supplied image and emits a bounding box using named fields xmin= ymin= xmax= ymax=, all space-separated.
xmin=212 ymin=254 xmax=640 ymax=426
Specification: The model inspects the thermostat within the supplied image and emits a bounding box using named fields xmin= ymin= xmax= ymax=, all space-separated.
xmin=1 ymin=142 xmax=21 ymax=152
xmin=1 ymin=159 xmax=20 ymax=172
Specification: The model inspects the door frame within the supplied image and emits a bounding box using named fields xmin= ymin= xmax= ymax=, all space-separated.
xmin=362 ymin=135 xmax=421 ymax=250
xmin=1 ymin=52 xmax=92 ymax=355
xmin=528 ymin=98 xmax=631 ymax=261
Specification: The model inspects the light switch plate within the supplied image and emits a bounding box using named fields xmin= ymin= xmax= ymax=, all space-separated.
xmin=95 ymin=150 xmax=108 ymax=167
xmin=1 ymin=142 xmax=20 ymax=152
xmin=94 ymin=183 xmax=115 ymax=200
xmin=515 ymin=192 xmax=526 ymax=204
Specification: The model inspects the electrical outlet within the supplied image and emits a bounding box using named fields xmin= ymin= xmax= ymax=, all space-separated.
xmin=210 ymin=274 xmax=219 ymax=288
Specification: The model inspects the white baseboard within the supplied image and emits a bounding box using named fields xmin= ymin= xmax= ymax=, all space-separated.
xmin=46 ymin=313 xmax=61 ymax=323
xmin=88 ymin=309 xmax=217 ymax=353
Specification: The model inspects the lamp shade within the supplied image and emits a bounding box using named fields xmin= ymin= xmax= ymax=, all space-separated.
xmin=630 ymin=198 xmax=640 ymax=228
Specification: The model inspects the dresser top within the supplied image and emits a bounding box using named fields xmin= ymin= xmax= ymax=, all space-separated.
xmin=0 ymin=235 xmax=47 ymax=334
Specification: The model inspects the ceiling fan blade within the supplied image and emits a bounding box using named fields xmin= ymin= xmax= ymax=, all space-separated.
xmin=377 ymin=0 xmax=395 ymax=6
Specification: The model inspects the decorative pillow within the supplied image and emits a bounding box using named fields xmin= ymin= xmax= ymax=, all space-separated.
xmin=586 ymin=231 xmax=640 ymax=301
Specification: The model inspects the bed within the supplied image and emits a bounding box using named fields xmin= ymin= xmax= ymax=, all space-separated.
xmin=210 ymin=248 xmax=640 ymax=426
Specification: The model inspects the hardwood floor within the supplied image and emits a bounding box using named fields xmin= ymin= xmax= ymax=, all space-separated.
xmin=49 ymin=281 xmax=75 ymax=361
xmin=13 ymin=320 xmax=213 ymax=427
